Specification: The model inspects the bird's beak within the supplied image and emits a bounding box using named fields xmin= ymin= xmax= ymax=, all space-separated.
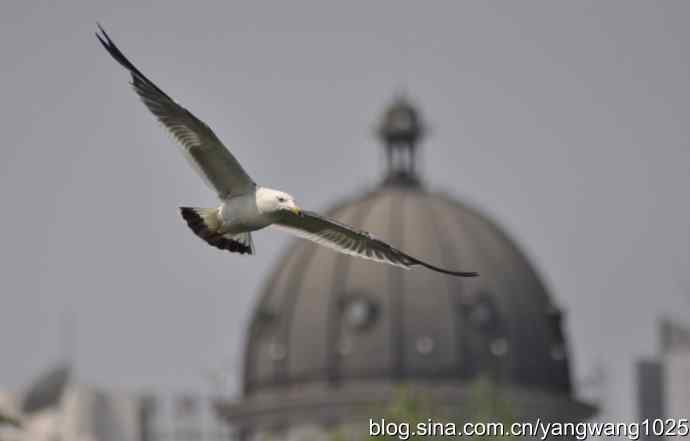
xmin=291 ymin=206 xmax=303 ymax=216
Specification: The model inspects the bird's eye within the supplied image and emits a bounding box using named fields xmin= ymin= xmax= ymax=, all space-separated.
xmin=277 ymin=197 xmax=286 ymax=203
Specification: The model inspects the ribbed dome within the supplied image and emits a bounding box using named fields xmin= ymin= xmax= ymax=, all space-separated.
xmin=242 ymin=185 xmax=573 ymax=397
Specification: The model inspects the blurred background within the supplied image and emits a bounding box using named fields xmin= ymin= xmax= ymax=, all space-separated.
xmin=1 ymin=1 xmax=689 ymax=440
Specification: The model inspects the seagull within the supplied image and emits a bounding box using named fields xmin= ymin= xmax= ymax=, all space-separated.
xmin=96 ymin=26 xmax=478 ymax=277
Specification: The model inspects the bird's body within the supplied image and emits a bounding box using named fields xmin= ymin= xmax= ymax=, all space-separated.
xmin=219 ymin=191 xmax=269 ymax=234
xmin=97 ymin=25 xmax=478 ymax=277
xmin=180 ymin=189 xmax=289 ymax=255
xmin=195 ymin=188 xmax=294 ymax=241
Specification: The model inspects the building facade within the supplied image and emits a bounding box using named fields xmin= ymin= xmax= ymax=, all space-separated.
xmin=637 ymin=319 xmax=690 ymax=440
xmin=0 ymin=365 xmax=228 ymax=441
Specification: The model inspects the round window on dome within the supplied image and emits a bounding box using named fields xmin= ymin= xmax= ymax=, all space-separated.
xmin=468 ymin=292 xmax=504 ymax=336
xmin=490 ymin=338 xmax=509 ymax=356
xmin=342 ymin=295 xmax=378 ymax=331
xmin=416 ymin=336 xmax=435 ymax=356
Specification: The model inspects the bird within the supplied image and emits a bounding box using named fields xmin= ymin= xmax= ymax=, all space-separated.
xmin=96 ymin=25 xmax=478 ymax=277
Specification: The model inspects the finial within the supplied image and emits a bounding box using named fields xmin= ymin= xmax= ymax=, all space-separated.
xmin=377 ymin=95 xmax=426 ymax=187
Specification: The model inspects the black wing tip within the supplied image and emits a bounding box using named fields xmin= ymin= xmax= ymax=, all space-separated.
xmin=95 ymin=23 xmax=112 ymax=49
xmin=95 ymin=24 xmax=172 ymax=101
xmin=95 ymin=22 xmax=106 ymax=38
xmin=95 ymin=24 xmax=132 ymax=69
xmin=411 ymin=259 xmax=479 ymax=277
xmin=432 ymin=268 xmax=479 ymax=277
xmin=455 ymin=271 xmax=479 ymax=277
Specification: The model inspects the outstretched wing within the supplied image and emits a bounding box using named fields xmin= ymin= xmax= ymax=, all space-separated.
xmin=273 ymin=211 xmax=478 ymax=277
xmin=96 ymin=25 xmax=256 ymax=199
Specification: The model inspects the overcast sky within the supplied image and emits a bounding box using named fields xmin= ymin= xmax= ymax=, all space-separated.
xmin=1 ymin=0 xmax=689 ymax=423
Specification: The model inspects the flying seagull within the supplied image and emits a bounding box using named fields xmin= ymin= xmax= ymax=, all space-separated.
xmin=96 ymin=26 xmax=478 ymax=277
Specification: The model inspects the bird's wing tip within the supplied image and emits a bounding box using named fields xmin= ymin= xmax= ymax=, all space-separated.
xmin=414 ymin=260 xmax=479 ymax=277
xmin=95 ymin=24 xmax=112 ymax=50
xmin=444 ymin=270 xmax=479 ymax=277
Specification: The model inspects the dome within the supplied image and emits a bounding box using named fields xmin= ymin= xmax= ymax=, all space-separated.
xmin=218 ymin=98 xmax=594 ymax=436
xmin=242 ymin=186 xmax=573 ymax=397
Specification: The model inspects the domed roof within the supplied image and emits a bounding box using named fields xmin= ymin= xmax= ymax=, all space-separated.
xmin=242 ymin=185 xmax=573 ymax=397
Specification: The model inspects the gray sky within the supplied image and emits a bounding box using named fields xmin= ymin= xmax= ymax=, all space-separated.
xmin=1 ymin=0 xmax=689 ymax=423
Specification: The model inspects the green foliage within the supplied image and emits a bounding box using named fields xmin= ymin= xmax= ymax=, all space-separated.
xmin=329 ymin=378 xmax=515 ymax=441
xmin=253 ymin=379 xmax=519 ymax=441
xmin=376 ymin=386 xmax=438 ymax=440
xmin=0 ymin=411 xmax=21 ymax=428
xmin=463 ymin=376 xmax=515 ymax=440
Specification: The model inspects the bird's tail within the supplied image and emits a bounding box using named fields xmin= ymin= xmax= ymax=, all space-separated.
xmin=179 ymin=207 xmax=254 ymax=255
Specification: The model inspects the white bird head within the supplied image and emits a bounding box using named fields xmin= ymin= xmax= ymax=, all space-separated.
xmin=256 ymin=187 xmax=302 ymax=216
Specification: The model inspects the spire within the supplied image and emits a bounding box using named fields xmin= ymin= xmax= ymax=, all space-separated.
xmin=377 ymin=95 xmax=426 ymax=187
